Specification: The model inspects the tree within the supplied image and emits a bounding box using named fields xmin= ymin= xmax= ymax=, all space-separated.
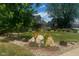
xmin=0 ymin=3 xmax=37 ymax=34
xmin=6 ymin=3 xmax=35 ymax=32
xmin=47 ymin=3 xmax=79 ymax=28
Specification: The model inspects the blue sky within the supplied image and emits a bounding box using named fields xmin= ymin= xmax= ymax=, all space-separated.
xmin=36 ymin=4 xmax=79 ymax=24
xmin=33 ymin=4 xmax=53 ymax=22
xmin=32 ymin=4 xmax=79 ymax=25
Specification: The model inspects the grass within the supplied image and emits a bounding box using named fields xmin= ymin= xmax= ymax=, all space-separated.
xmin=51 ymin=31 xmax=79 ymax=42
xmin=0 ymin=42 xmax=33 ymax=56
xmin=21 ymin=31 xmax=79 ymax=42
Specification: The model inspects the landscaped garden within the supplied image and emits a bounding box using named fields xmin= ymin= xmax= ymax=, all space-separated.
xmin=0 ymin=30 xmax=79 ymax=56
xmin=0 ymin=3 xmax=79 ymax=56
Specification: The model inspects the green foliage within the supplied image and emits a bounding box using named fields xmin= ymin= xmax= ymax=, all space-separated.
xmin=20 ymin=32 xmax=33 ymax=42
xmin=0 ymin=3 xmax=37 ymax=33
xmin=47 ymin=4 xmax=79 ymax=28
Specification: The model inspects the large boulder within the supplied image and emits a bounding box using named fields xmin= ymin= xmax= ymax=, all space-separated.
xmin=28 ymin=35 xmax=44 ymax=47
xmin=29 ymin=33 xmax=56 ymax=47
xmin=28 ymin=37 xmax=35 ymax=42
xmin=35 ymin=35 xmax=44 ymax=47
xmin=45 ymin=36 xmax=55 ymax=47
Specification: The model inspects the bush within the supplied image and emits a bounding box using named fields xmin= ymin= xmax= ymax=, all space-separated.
xmin=20 ymin=32 xmax=33 ymax=42
xmin=57 ymin=29 xmax=62 ymax=32
xmin=59 ymin=41 xmax=67 ymax=46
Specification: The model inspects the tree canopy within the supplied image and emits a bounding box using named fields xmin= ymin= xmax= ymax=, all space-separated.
xmin=0 ymin=3 xmax=37 ymax=33
xmin=47 ymin=3 xmax=79 ymax=28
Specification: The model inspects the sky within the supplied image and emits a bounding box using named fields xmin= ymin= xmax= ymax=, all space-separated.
xmin=32 ymin=4 xmax=79 ymax=25
xmin=33 ymin=4 xmax=53 ymax=22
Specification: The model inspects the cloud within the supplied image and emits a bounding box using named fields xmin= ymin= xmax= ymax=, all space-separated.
xmin=38 ymin=12 xmax=53 ymax=22
xmin=38 ymin=12 xmax=49 ymax=17
xmin=33 ymin=4 xmax=52 ymax=22
xmin=33 ymin=12 xmax=52 ymax=22
xmin=33 ymin=12 xmax=49 ymax=17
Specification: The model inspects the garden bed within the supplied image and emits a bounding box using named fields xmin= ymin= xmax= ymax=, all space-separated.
xmin=10 ymin=40 xmax=79 ymax=56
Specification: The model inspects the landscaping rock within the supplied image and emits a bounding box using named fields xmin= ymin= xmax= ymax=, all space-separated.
xmin=70 ymin=42 xmax=77 ymax=45
xmin=67 ymin=43 xmax=72 ymax=46
xmin=45 ymin=36 xmax=55 ymax=47
xmin=36 ymin=35 xmax=44 ymax=45
xmin=29 ymin=35 xmax=44 ymax=47
xmin=29 ymin=37 xmax=35 ymax=42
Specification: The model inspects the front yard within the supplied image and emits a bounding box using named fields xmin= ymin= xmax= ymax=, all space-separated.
xmin=0 ymin=31 xmax=79 ymax=56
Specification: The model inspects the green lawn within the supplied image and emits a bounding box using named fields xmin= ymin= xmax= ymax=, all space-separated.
xmin=0 ymin=42 xmax=33 ymax=56
xmin=21 ymin=31 xmax=79 ymax=42
xmin=51 ymin=31 xmax=79 ymax=42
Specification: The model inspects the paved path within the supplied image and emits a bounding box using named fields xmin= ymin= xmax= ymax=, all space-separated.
xmin=61 ymin=47 xmax=79 ymax=56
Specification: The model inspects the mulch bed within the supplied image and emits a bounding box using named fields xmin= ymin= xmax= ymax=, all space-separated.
xmin=10 ymin=40 xmax=79 ymax=56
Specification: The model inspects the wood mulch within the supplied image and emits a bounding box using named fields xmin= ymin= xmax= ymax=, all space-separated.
xmin=10 ymin=40 xmax=79 ymax=56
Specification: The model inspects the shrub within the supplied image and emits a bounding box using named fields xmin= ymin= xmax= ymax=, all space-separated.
xmin=59 ymin=41 xmax=67 ymax=46
xmin=20 ymin=32 xmax=33 ymax=42
xmin=57 ymin=29 xmax=62 ymax=32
